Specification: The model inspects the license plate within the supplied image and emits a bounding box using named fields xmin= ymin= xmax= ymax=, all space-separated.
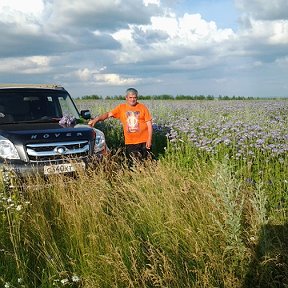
xmin=44 ymin=162 xmax=85 ymax=175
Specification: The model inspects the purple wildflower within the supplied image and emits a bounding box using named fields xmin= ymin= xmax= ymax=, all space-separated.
xmin=59 ymin=113 xmax=76 ymax=126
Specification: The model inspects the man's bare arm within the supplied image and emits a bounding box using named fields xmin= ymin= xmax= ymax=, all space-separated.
xmin=88 ymin=112 xmax=113 ymax=127
xmin=146 ymin=120 xmax=153 ymax=149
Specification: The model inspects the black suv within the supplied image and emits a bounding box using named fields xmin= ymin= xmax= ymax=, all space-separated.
xmin=0 ymin=84 xmax=107 ymax=187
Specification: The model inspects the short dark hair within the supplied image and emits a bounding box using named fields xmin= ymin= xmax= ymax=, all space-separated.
xmin=126 ymin=88 xmax=138 ymax=96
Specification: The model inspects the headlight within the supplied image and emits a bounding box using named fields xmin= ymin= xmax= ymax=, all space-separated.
xmin=0 ymin=136 xmax=20 ymax=159
xmin=74 ymin=124 xmax=107 ymax=154
xmin=93 ymin=129 xmax=106 ymax=153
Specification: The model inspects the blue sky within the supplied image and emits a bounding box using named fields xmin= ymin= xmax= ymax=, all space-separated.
xmin=174 ymin=0 xmax=239 ymax=29
xmin=0 ymin=0 xmax=288 ymax=98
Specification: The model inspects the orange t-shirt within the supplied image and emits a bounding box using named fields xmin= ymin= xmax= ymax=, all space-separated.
xmin=110 ymin=103 xmax=152 ymax=144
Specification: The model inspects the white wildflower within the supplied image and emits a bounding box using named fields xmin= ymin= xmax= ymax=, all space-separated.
xmin=16 ymin=205 xmax=22 ymax=211
xmin=61 ymin=278 xmax=69 ymax=285
xmin=4 ymin=283 xmax=10 ymax=288
xmin=72 ymin=275 xmax=80 ymax=282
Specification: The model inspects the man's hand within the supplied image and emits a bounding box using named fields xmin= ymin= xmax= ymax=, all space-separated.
xmin=88 ymin=118 xmax=96 ymax=127
xmin=146 ymin=139 xmax=152 ymax=149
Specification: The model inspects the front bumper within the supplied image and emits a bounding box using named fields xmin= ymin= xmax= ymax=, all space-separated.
xmin=0 ymin=152 xmax=105 ymax=189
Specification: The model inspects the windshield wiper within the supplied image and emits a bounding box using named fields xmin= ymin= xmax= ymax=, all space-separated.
xmin=0 ymin=121 xmax=18 ymax=125
xmin=17 ymin=117 xmax=61 ymax=123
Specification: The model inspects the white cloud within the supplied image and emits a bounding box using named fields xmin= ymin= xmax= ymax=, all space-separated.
xmin=94 ymin=74 xmax=141 ymax=86
xmin=268 ymin=20 xmax=288 ymax=44
xmin=0 ymin=0 xmax=44 ymax=15
xmin=0 ymin=56 xmax=51 ymax=74
xmin=0 ymin=0 xmax=44 ymax=30
xmin=236 ymin=0 xmax=288 ymax=48
xmin=112 ymin=29 xmax=142 ymax=63
xmin=176 ymin=13 xmax=235 ymax=42
xmin=112 ymin=12 xmax=236 ymax=66
xmin=236 ymin=0 xmax=288 ymax=20
xmin=149 ymin=15 xmax=178 ymax=37
xmin=143 ymin=0 xmax=160 ymax=6
xmin=76 ymin=68 xmax=93 ymax=81
xmin=75 ymin=68 xmax=141 ymax=86
xmin=239 ymin=18 xmax=288 ymax=44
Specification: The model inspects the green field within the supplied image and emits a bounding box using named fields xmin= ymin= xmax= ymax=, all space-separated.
xmin=1 ymin=100 xmax=287 ymax=287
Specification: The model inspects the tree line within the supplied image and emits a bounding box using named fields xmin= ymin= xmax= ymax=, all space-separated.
xmin=77 ymin=94 xmax=284 ymax=100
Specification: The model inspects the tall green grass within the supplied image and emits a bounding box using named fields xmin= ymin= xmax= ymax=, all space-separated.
xmin=1 ymin=152 xmax=287 ymax=287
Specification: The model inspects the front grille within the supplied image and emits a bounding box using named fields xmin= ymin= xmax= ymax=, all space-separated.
xmin=26 ymin=141 xmax=90 ymax=163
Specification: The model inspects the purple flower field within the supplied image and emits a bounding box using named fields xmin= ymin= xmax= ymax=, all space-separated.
xmin=154 ymin=100 xmax=288 ymax=160
xmin=80 ymin=99 xmax=288 ymax=162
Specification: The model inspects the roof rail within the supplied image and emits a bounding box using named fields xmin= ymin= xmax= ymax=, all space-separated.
xmin=0 ymin=84 xmax=65 ymax=90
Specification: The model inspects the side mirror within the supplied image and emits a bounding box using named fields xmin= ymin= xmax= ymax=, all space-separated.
xmin=80 ymin=110 xmax=91 ymax=120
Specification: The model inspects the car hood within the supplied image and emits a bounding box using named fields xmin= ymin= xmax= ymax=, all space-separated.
xmin=0 ymin=122 xmax=96 ymax=145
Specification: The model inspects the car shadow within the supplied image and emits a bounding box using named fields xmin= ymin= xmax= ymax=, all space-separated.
xmin=244 ymin=222 xmax=288 ymax=287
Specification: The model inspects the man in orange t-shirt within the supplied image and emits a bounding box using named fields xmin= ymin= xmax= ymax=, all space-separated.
xmin=88 ymin=88 xmax=153 ymax=161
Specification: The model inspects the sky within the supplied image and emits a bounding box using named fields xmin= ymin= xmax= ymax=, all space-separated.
xmin=0 ymin=0 xmax=288 ymax=98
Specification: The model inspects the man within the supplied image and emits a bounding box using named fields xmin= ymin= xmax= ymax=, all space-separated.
xmin=88 ymin=88 xmax=153 ymax=161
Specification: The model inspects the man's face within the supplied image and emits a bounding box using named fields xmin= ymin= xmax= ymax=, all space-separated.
xmin=126 ymin=92 xmax=138 ymax=106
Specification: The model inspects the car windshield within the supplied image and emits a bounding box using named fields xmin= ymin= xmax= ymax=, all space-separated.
xmin=0 ymin=88 xmax=80 ymax=124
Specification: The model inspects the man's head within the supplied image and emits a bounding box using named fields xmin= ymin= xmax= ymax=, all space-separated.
xmin=125 ymin=88 xmax=138 ymax=106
